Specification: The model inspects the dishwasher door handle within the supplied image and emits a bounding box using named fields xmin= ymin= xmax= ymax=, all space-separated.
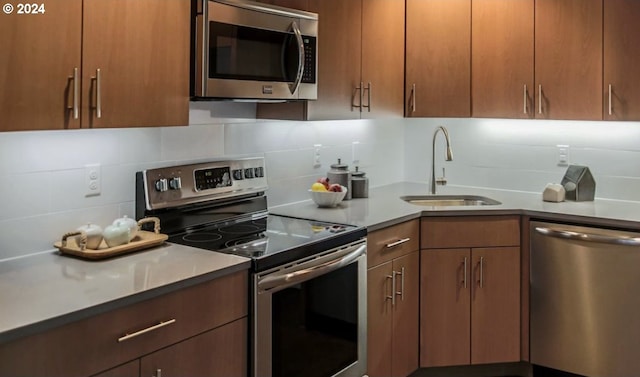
xmin=535 ymin=227 xmax=640 ymax=246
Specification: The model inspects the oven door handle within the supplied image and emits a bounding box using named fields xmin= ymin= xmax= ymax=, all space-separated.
xmin=258 ymin=243 xmax=366 ymax=291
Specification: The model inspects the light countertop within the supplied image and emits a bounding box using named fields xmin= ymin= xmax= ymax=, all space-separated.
xmin=0 ymin=243 xmax=250 ymax=343
xmin=4 ymin=181 xmax=640 ymax=344
xmin=270 ymin=182 xmax=640 ymax=231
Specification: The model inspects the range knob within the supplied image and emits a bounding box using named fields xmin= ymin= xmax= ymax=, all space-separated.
xmin=155 ymin=178 xmax=168 ymax=192
xmin=169 ymin=177 xmax=182 ymax=190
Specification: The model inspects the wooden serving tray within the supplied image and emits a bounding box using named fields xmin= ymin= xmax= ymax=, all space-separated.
xmin=54 ymin=217 xmax=168 ymax=260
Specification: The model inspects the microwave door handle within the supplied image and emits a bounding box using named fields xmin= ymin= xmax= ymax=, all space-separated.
xmin=288 ymin=21 xmax=304 ymax=95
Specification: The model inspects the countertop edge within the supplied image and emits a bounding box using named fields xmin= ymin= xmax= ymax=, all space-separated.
xmin=0 ymin=258 xmax=250 ymax=345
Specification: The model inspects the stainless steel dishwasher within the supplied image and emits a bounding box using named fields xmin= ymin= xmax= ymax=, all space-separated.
xmin=530 ymin=221 xmax=640 ymax=377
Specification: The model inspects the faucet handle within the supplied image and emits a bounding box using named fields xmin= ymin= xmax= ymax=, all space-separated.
xmin=436 ymin=168 xmax=447 ymax=186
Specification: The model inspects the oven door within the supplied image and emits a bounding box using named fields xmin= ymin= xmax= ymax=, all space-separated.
xmin=254 ymin=240 xmax=367 ymax=377
xmin=195 ymin=0 xmax=318 ymax=100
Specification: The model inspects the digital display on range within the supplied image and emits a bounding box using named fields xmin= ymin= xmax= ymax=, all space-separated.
xmin=194 ymin=167 xmax=232 ymax=191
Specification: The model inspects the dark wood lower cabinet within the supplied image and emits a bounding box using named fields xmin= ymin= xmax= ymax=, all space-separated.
xmin=368 ymin=252 xmax=419 ymax=377
xmin=92 ymin=318 xmax=247 ymax=377
xmin=420 ymin=246 xmax=521 ymax=367
xmin=140 ymin=318 xmax=247 ymax=377
xmin=0 ymin=271 xmax=248 ymax=377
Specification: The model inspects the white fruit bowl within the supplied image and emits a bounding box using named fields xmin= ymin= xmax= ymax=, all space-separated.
xmin=309 ymin=186 xmax=347 ymax=207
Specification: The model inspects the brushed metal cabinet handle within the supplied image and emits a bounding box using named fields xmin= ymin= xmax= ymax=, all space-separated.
xmin=364 ymin=82 xmax=371 ymax=112
xmin=523 ymin=84 xmax=528 ymax=114
xmin=117 ymin=319 xmax=176 ymax=342
xmin=385 ymin=238 xmax=411 ymax=248
xmin=70 ymin=67 xmax=79 ymax=119
xmin=393 ymin=267 xmax=405 ymax=301
xmin=385 ymin=274 xmax=395 ymax=306
xmin=93 ymin=68 xmax=102 ymax=119
xmin=411 ymin=83 xmax=416 ymax=113
xmin=463 ymin=256 xmax=468 ymax=289
xmin=352 ymin=83 xmax=362 ymax=111
xmin=360 ymin=81 xmax=364 ymax=113
xmin=479 ymin=256 xmax=484 ymax=288
xmin=400 ymin=267 xmax=405 ymax=301
xmin=538 ymin=84 xmax=542 ymax=115
xmin=608 ymin=84 xmax=613 ymax=116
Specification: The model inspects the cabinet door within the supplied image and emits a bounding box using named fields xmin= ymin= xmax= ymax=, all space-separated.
xmin=258 ymin=0 xmax=361 ymax=121
xmin=82 ymin=0 xmax=189 ymax=128
xmin=361 ymin=0 xmax=404 ymax=119
xmin=306 ymin=0 xmax=362 ymax=120
xmin=140 ymin=318 xmax=248 ymax=377
xmin=406 ymin=0 xmax=470 ymax=117
xmin=535 ymin=0 xmax=602 ymax=120
xmin=471 ymin=0 xmax=534 ymax=118
xmin=420 ymin=249 xmax=471 ymax=367
xmin=471 ymin=247 xmax=520 ymax=365
xmin=367 ymin=261 xmax=394 ymax=377
xmin=0 ymin=0 xmax=82 ymax=131
xmin=392 ymin=252 xmax=419 ymax=377
xmin=604 ymin=0 xmax=640 ymax=121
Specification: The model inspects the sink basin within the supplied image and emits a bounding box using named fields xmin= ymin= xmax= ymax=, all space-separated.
xmin=400 ymin=195 xmax=501 ymax=207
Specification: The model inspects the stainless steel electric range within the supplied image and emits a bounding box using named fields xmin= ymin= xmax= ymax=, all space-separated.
xmin=135 ymin=157 xmax=368 ymax=377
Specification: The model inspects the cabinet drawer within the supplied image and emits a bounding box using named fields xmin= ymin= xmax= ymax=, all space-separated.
xmin=421 ymin=216 xmax=520 ymax=249
xmin=368 ymin=220 xmax=419 ymax=267
xmin=0 ymin=270 xmax=248 ymax=377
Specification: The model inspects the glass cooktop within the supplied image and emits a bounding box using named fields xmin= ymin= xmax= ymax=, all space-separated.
xmin=167 ymin=214 xmax=366 ymax=272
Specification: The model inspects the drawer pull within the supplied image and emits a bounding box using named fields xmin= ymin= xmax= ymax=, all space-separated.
xmin=386 ymin=238 xmax=411 ymax=248
xmin=117 ymin=319 xmax=176 ymax=342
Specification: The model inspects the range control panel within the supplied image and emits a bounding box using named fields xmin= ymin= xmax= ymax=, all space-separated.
xmin=142 ymin=157 xmax=267 ymax=210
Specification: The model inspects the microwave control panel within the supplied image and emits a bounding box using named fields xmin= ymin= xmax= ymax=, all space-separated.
xmin=302 ymin=36 xmax=317 ymax=84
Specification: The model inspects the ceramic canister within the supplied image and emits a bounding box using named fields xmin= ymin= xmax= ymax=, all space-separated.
xmin=327 ymin=159 xmax=352 ymax=200
xmin=351 ymin=167 xmax=369 ymax=198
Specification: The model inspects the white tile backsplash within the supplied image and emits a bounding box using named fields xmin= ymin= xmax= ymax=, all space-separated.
xmin=404 ymin=118 xmax=640 ymax=200
xmin=2 ymin=102 xmax=640 ymax=259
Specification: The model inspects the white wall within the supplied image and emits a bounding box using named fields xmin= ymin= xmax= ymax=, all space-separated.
xmin=0 ymin=104 xmax=404 ymax=260
xmin=3 ymin=108 xmax=640 ymax=260
xmin=404 ymin=118 xmax=640 ymax=201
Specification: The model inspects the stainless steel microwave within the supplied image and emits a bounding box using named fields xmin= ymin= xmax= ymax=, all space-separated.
xmin=193 ymin=0 xmax=318 ymax=101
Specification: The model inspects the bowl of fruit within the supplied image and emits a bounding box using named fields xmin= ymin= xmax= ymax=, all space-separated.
xmin=309 ymin=178 xmax=347 ymax=207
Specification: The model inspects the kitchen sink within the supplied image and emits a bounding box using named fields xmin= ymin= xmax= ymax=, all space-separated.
xmin=400 ymin=195 xmax=501 ymax=207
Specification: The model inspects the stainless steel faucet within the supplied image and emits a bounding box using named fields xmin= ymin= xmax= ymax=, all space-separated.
xmin=430 ymin=126 xmax=453 ymax=194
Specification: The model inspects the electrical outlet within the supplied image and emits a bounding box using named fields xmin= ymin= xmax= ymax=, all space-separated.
xmin=85 ymin=163 xmax=101 ymax=197
xmin=313 ymin=144 xmax=322 ymax=168
xmin=557 ymin=145 xmax=570 ymax=166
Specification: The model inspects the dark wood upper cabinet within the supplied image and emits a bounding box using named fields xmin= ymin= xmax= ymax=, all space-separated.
xmin=0 ymin=0 xmax=189 ymax=132
xmin=81 ymin=0 xmax=190 ymax=128
xmin=604 ymin=0 xmax=640 ymax=121
xmin=257 ymin=0 xmax=404 ymax=121
xmin=406 ymin=0 xmax=471 ymax=118
xmin=0 ymin=0 xmax=82 ymax=131
xmin=534 ymin=0 xmax=603 ymax=120
xmin=471 ymin=0 xmax=534 ymax=119
xmin=360 ymin=0 xmax=405 ymax=120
